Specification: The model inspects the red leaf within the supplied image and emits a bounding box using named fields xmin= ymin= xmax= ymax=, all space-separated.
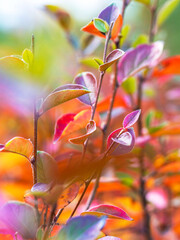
xmin=107 ymin=128 xmax=135 ymax=156
xmin=53 ymin=113 xmax=75 ymax=143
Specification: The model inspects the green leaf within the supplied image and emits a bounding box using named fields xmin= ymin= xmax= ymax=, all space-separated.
xmin=132 ymin=34 xmax=148 ymax=48
xmin=94 ymin=18 xmax=109 ymax=33
xmin=134 ymin=0 xmax=150 ymax=5
xmin=145 ymin=111 xmax=154 ymax=129
xmin=22 ymin=48 xmax=33 ymax=67
xmin=157 ymin=0 xmax=180 ymax=27
xmin=94 ymin=58 xmax=104 ymax=66
xmin=79 ymin=58 xmax=99 ymax=69
xmin=120 ymin=24 xmax=131 ymax=46
xmin=122 ymin=77 xmax=137 ymax=94
xmin=116 ymin=172 xmax=133 ymax=187
xmin=148 ymin=122 xmax=167 ymax=134
xmin=37 ymin=151 xmax=58 ymax=183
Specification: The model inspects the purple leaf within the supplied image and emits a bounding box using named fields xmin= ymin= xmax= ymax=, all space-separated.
xmin=118 ymin=41 xmax=164 ymax=83
xmin=31 ymin=182 xmax=51 ymax=194
xmin=0 ymin=201 xmax=38 ymax=239
xmin=98 ymin=3 xmax=119 ymax=25
xmin=74 ymin=72 xmax=97 ymax=106
xmin=107 ymin=128 xmax=135 ymax=156
xmin=99 ymin=49 xmax=125 ymax=72
xmin=56 ymin=215 xmax=106 ymax=240
xmin=123 ymin=109 xmax=141 ymax=128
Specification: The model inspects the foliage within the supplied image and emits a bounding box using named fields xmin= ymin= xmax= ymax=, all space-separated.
xmin=0 ymin=1 xmax=180 ymax=240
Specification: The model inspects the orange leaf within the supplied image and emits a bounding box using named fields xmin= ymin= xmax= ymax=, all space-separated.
xmin=69 ymin=120 xmax=96 ymax=144
xmin=111 ymin=14 xmax=123 ymax=41
xmin=3 ymin=137 xmax=33 ymax=159
xmin=153 ymin=55 xmax=180 ymax=77
xmin=81 ymin=21 xmax=105 ymax=38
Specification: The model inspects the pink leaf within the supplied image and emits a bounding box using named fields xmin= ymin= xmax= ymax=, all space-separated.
xmin=123 ymin=109 xmax=141 ymax=128
xmin=146 ymin=188 xmax=169 ymax=209
xmin=118 ymin=41 xmax=164 ymax=83
xmin=74 ymin=72 xmax=97 ymax=106
xmin=53 ymin=113 xmax=76 ymax=143
xmin=0 ymin=201 xmax=38 ymax=239
xmin=81 ymin=204 xmax=133 ymax=221
xmin=69 ymin=120 xmax=96 ymax=144
xmin=107 ymin=128 xmax=135 ymax=156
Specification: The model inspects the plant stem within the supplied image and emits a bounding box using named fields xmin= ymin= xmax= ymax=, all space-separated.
xmin=69 ymin=22 xmax=115 ymax=219
xmin=136 ymin=75 xmax=152 ymax=240
xmin=69 ymin=179 xmax=92 ymax=218
xmin=149 ymin=0 xmax=159 ymax=42
xmin=137 ymin=1 xmax=159 ymax=239
xmin=42 ymin=204 xmax=57 ymax=240
xmin=32 ymin=106 xmax=38 ymax=185
xmin=86 ymin=0 xmax=129 ymax=209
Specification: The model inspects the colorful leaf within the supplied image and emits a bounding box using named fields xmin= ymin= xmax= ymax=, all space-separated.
xmin=123 ymin=109 xmax=141 ymax=128
xmin=107 ymin=128 xmax=135 ymax=156
xmin=53 ymin=113 xmax=76 ymax=143
xmin=60 ymin=109 xmax=100 ymax=141
xmin=153 ymin=55 xmax=180 ymax=77
xmin=81 ymin=4 xmax=123 ymax=41
xmin=0 ymin=201 xmax=38 ymax=239
xmin=37 ymin=151 xmax=58 ymax=183
xmin=117 ymin=41 xmax=164 ymax=83
xmin=157 ymin=0 xmax=180 ymax=27
xmin=99 ymin=49 xmax=125 ymax=72
xmin=69 ymin=120 xmax=96 ymax=144
xmin=132 ymin=34 xmax=148 ymax=48
xmin=82 ymin=204 xmax=133 ymax=220
xmin=22 ymin=48 xmax=33 ymax=67
xmin=98 ymin=3 xmax=119 ymax=25
xmin=31 ymin=182 xmax=80 ymax=207
xmin=56 ymin=215 xmax=106 ymax=240
xmin=146 ymin=188 xmax=169 ymax=209
xmin=120 ymin=24 xmax=131 ymax=46
xmin=116 ymin=172 xmax=134 ymax=187
xmin=1 ymin=137 xmax=33 ymax=160
xmin=41 ymin=84 xmax=90 ymax=114
xmin=122 ymin=76 xmax=137 ymax=94
xmin=81 ymin=21 xmax=105 ymax=38
xmin=74 ymin=72 xmax=97 ymax=106
xmin=94 ymin=18 xmax=109 ymax=33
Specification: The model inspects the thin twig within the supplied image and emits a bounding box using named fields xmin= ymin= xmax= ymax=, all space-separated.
xmin=149 ymin=0 xmax=159 ymax=42
xmin=42 ymin=204 xmax=57 ymax=240
xmin=69 ymin=179 xmax=92 ymax=219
